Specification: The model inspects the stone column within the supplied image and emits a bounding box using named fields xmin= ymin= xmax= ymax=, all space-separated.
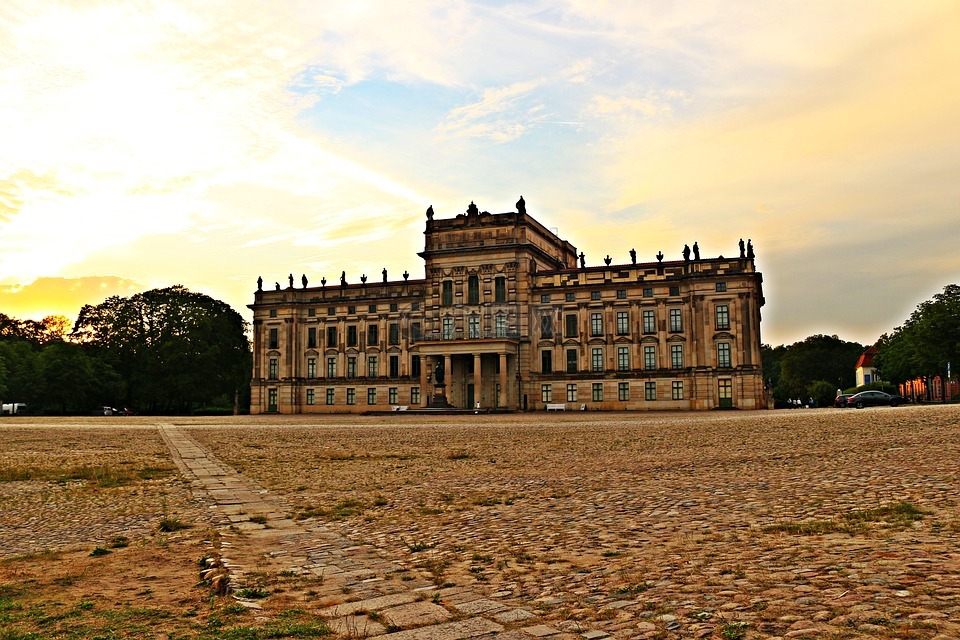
xmin=419 ymin=356 xmax=428 ymax=406
xmin=499 ymin=353 xmax=509 ymax=409
xmin=474 ymin=353 xmax=482 ymax=408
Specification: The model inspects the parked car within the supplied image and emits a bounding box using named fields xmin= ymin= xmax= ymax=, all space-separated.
xmin=834 ymin=394 xmax=854 ymax=408
xmin=93 ymin=406 xmax=120 ymax=416
xmin=846 ymin=390 xmax=906 ymax=408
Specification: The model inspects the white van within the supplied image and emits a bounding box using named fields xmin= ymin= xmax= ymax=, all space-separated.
xmin=1 ymin=403 xmax=28 ymax=415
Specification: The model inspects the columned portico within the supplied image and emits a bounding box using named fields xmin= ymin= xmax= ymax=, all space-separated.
xmin=417 ymin=339 xmax=519 ymax=410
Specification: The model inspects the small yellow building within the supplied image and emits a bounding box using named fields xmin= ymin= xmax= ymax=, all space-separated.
xmin=249 ymin=199 xmax=765 ymax=413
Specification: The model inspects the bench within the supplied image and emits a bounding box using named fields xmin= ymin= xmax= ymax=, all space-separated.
xmin=391 ymin=405 xmax=409 ymax=411
xmin=546 ymin=403 xmax=566 ymax=411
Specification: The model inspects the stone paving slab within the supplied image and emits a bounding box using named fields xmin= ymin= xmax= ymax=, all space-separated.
xmin=379 ymin=617 xmax=504 ymax=640
xmin=380 ymin=601 xmax=452 ymax=627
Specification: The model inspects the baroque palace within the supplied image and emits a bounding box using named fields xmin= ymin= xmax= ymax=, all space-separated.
xmin=249 ymin=198 xmax=765 ymax=413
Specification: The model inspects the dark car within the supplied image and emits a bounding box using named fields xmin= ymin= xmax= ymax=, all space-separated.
xmin=846 ymin=390 xmax=906 ymax=408
xmin=834 ymin=394 xmax=854 ymax=408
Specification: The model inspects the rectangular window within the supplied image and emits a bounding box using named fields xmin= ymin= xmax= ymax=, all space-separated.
xmin=565 ymin=292 xmax=576 ymax=302
xmin=642 ymin=309 xmax=656 ymax=334
xmin=307 ymin=357 xmax=316 ymax=378
xmin=591 ymin=312 xmax=603 ymax=336
xmin=643 ymin=287 xmax=653 ymax=298
xmin=412 ymin=302 xmax=420 ymax=311
xmin=566 ymin=383 xmax=577 ymax=402
xmin=669 ymin=286 xmax=680 ymax=296
xmin=347 ymin=356 xmax=356 ymax=378
xmin=327 ymin=306 xmax=335 ymax=315
xmin=717 ymin=342 xmax=731 ymax=368
xmin=367 ymin=388 xmax=377 ymax=405
xmin=268 ymin=358 xmax=279 ymax=380
xmin=565 ymin=314 xmax=578 ymax=338
xmin=390 ymin=302 xmax=398 ymax=312
xmin=645 ymin=381 xmax=656 ymax=401
xmin=326 ymin=357 xmax=336 ymax=378
xmin=307 ymin=327 xmax=317 ymax=349
xmin=672 ymin=381 xmax=684 ymax=400
xmin=468 ymin=315 xmax=480 ymax=338
xmin=442 ymin=317 xmax=454 ymax=339
xmin=540 ymin=314 xmax=553 ymax=338
xmin=566 ymin=348 xmax=578 ymax=373
xmin=592 ymin=347 xmax=603 ymax=372
xmin=348 ymin=305 xmax=356 ymax=314
xmin=495 ymin=315 xmax=506 ymax=337
xmin=592 ymin=383 xmax=603 ymax=402
xmin=389 ymin=355 xmax=399 ymax=377
xmin=616 ymin=311 xmax=629 ymax=335
xmin=269 ymin=309 xmax=277 ymax=318
xmin=308 ymin=308 xmax=316 ymax=317
xmin=389 ymin=387 xmax=398 ymax=404
xmin=541 ymin=384 xmax=552 ymax=403
xmin=468 ymin=275 xmax=480 ymax=304
xmin=644 ymin=345 xmax=656 ymax=370
xmin=268 ymin=328 xmax=279 ymax=349
xmin=346 ymin=388 xmax=356 ymax=405
xmin=716 ymin=305 xmax=730 ymax=330
xmin=591 ymin=291 xmax=601 ymax=301
xmin=617 ymin=289 xmax=626 ymax=299
xmin=495 ymin=277 xmax=506 ymax=302
xmin=368 ymin=355 xmax=378 ymax=377
xmin=541 ymin=350 xmax=553 ymax=373
xmin=347 ymin=325 xmax=358 ymax=347
xmin=326 ymin=388 xmax=335 ymax=405
xmin=389 ymin=323 xmax=399 ymax=345
xmin=669 ymin=308 xmax=683 ymax=332
xmin=411 ymin=386 xmax=421 ymax=404
xmin=618 ymin=382 xmax=630 ymax=401
xmin=411 ymin=322 xmax=421 ymax=342
xmin=716 ymin=282 xmax=727 ymax=292
xmin=671 ymin=344 xmax=684 ymax=369
xmin=369 ymin=304 xmax=377 ymax=313
xmin=367 ymin=324 xmax=379 ymax=347
xmin=442 ymin=280 xmax=453 ymax=306
xmin=411 ymin=355 xmax=421 ymax=377
xmin=326 ymin=326 xmax=337 ymax=347
xmin=306 ymin=389 xmax=315 ymax=405
xmin=540 ymin=294 xmax=551 ymax=303
xmin=617 ymin=346 xmax=630 ymax=371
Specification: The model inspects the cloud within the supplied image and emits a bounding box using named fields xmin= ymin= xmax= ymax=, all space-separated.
xmin=436 ymin=80 xmax=551 ymax=142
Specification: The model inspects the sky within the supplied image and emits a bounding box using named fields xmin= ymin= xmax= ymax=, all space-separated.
xmin=1 ymin=1 xmax=959 ymax=347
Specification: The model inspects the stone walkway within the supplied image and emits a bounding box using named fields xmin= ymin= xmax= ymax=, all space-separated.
xmin=159 ymin=423 xmax=591 ymax=639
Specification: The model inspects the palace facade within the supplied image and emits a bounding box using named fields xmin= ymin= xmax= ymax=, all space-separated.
xmin=249 ymin=199 xmax=766 ymax=413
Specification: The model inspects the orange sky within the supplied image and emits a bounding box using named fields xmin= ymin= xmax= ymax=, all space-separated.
xmin=2 ymin=1 xmax=959 ymax=346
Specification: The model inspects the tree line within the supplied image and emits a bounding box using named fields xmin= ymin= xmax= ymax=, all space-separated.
xmin=873 ymin=284 xmax=960 ymax=400
xmin=0 ymin=286 xmax=250 ymax=415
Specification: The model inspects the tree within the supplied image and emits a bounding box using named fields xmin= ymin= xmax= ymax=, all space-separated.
xmin=72 ymin=286 xmax=250 ymax=414
xmin=874 ymin=284 xmax=960 ymax=400
xmin=775 ymin=335 xmax=864 ymax=401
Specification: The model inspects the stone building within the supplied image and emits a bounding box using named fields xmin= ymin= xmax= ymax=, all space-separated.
xmin=249 ymin=199 xmax=766 ymax=413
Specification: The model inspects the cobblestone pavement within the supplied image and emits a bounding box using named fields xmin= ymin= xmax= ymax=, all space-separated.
xmin=183 ymin=407 xmax=960 ymax=639
xmin=3 ymin=409 xmax=959 ymax=639
xmin=161 ymin=422 xmax=566 ymax=639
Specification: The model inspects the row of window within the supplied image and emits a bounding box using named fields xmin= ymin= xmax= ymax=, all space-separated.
xmin=540 ymin=380 xmax=695 ymax=403
xmin=542 ymin=305 xmax=730 ymax=339
xmin=300 ymin=386 xmax=422 ymax=406
xmin=538 ymin=282 xmax=727 ymax=305
xmin=540 ymin=342 xmax=733 ymax=373
xmin=269 ymin=355 xmax=422 ymax=380
xmin=269 ymin=302 xmax=421 ymax=320
xmin=268 ymin=305 xmax=731 ymax=349
xmin=442 ymin=276 xmax=508 ymax=306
